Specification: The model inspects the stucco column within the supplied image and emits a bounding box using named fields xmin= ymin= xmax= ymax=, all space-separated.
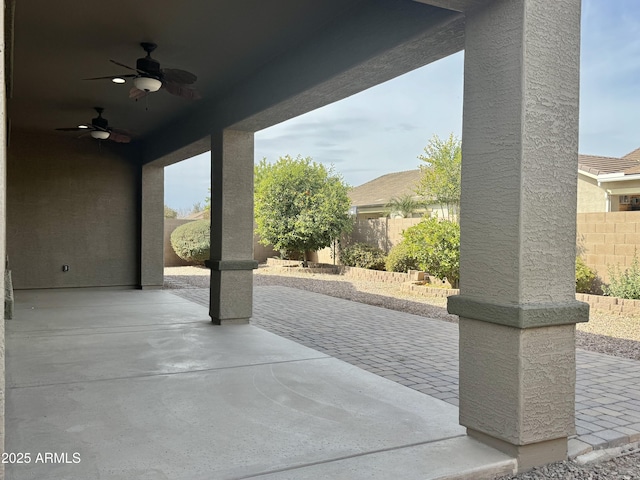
xmin=208 ymin=129 xmax=257 ymax=325
xmin=447 ymin=0 xmax=588 ymax=472
xmin=0 ymin=1 xmax=6 ymax=475
xmin=140 ymin=164 xmax=165 ymax=289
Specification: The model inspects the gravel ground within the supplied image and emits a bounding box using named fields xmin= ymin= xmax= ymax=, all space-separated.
xmin=164 ymin=265 xmax=640 ymax=479
xmin=495 ymin=446 xmax=640 ymax=480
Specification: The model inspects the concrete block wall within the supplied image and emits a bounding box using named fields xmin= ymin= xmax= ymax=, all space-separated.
xmin=349 ymin=218 xmax=421 ymax=253
xmin=164 ymin=219 xmax=194 ymax=267
xmin=576 ymin=293 xmax=640 ymax=315
xmin=577 ymin=211 xmax=640 ymax=284
xmin=257 ymin=218 xmax=422 ymax=265
xmin=339 ymin=265 xmax=411 ymax=284
xmin=384 ymin=218 xmax=422 ymax=250
xmin=253 ymin=237 xmax=279 ymax=264
xmin=264 ymin=259 xmax=415 ymax=284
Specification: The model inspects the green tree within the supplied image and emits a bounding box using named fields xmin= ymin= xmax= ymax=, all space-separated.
xmin=402 ymin=217 xmax=460 ymax=288
xmin=191 ymin=201 xmax=203 ymax=214
xmin=204 ymin=187 xmax=211 ymax=211
xmin=416 ymin=133 xmax=461 ymax=222
xmin=385 ymin=194 xmax=425 ymax=218
xmin=164 ymin=204 xmax=178 ymax=219
xmin=254 ymin=155 xmax=352 ymax=263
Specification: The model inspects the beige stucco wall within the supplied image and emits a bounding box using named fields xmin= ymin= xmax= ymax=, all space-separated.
xmin=7 ymin=131 xmax=139 ymax=289
xmin=577 ymin=174 xmax=640 ymax=213
xmin=140 ymin=164 xmax=164 ymax=288
xmin=577 ymin=175 xmax=606 ymax=213
xmin=0 ymin=5 xmax=6 ymax=474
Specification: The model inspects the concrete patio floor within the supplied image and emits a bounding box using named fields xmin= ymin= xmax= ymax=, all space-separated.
xmin=177 ymin=285 xmax=640 ymax=455
xmin=6 ymin=288 xmax=516 ymax=480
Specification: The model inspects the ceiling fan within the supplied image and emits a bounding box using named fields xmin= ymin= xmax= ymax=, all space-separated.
xmin=85 ymin=42 xmax=200 ymax=100
xmin=55 ymin=107 xmax=132 ymax=143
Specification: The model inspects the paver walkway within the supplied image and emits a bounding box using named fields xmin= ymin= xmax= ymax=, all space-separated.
xmin=170 ymin=285 xmax=640 ymax=455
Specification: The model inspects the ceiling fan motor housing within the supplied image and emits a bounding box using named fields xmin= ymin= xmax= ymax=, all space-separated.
xmin=137 ymin=56 xmax=161 ymax=78
xmin=91 ymin=115 xmax=108 ymax=129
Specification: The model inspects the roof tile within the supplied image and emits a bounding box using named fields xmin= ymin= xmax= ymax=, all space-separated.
xmin=578 ymin=154 xmax=640 ymax=175
xmin=623 ymin=147 xmax=640 ymax=162
xmin=349 ymin=170 xmax=423 ymax=207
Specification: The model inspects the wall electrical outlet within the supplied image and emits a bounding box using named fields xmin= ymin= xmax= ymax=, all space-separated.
xmin=62 ymin=265 xmax=69 ymax=272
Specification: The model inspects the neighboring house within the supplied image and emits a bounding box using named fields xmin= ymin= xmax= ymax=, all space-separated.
xmin=349 ymin=170 xmax=439 ymax=220
xmin=578 ymin=148 xmax=640 ymax=212
xmin=352 ymin=149 xmax=640 ymax=218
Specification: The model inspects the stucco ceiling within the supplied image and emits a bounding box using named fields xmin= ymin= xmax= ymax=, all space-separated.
xmin=8 ymin=0 xmax=464 ymax=163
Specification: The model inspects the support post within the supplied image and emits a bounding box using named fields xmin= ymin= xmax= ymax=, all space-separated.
xmin=0 ymin=1 xmax=7 ymax=474
xmin=209 ymin=129 xmax=257 ymax=325
xmin=448 ymin=0 xmax=587 ymax=472
xmin=140 ymin=164 xmax=165 ymax=289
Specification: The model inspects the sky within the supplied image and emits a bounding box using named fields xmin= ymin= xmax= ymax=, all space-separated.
xmin=165 ymin=0 xmax=640 ymax=212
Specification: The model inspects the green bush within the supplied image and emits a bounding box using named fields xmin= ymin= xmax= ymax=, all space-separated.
xmin=402 ymin=217 xmax=460 ymax=288
xmin=385 ymin=242 xmax=420 ymax=273
xmin=164 ymin=204 xmax=178 ymax=219
xmin=340 ymin=243 xmax=386 ymax=270
xmin=603 ymin=253 xmax=640 ymax=299
xmin=170 ymin=220 xmax=210 ymax=265
xmin=576 ymin=257 xmax=597 ymax=294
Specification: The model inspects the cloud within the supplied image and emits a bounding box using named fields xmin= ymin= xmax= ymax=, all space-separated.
xmin=579 ymin=0 xmax=640 ymax=157
xmin=168 ymin=8 xmax=640 ymax=205
xmin=255 ymin=52 xmax=465 ymax=187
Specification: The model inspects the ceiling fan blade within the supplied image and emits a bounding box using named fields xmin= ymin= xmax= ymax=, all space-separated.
xmin=108 ymin=132 xmax=131 ymax=144
xmin=161 ymin=68 xmax=197 ymax=85
xmin=109 ymin=59 xmax=141 ymax=72
xmin=162 ymin=81 xmax=201 ymax=100
xmin=129 ymin=87 xmax=148 ymax=100
xmin=83 ymin=74 xmax=137 ymax=81
xmin=56 ymin=127 xmax=86 ymax=131
xmin=110 ymin=127 xmax=133 ymax=135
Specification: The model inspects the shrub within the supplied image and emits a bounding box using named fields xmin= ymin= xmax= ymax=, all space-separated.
xmin=170 ymin=220 xmax=210 ymax=265
xmin=385 ymin=242 xmax=420 ymax=273
xmin=164 ymin=204 xmax=178 ymax=219
xmin=340 ymin=243 xmax=386 ymax=270
xmin=402 ymin=217 xmax=460 ymax=288
xmin=603 ymin=253 xmax=640 ymax=299
xmin=576 ymin=257 xmax=597 ymax=294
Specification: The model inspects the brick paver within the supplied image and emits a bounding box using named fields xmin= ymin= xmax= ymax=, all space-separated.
xmin=169 ymin=285 xmax=640 ymax=453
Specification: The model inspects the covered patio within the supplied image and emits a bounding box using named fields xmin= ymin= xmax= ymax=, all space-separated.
xmin=3 ymin=0 xmax=586 ymax=477
xmin=6 ymin=288 xmax=515 ymax=479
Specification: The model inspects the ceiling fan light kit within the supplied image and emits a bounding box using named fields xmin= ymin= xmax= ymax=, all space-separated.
xmin=133 ymin=76 xmax=162 ymax=92
xmin=90 ymin=130 xmax=110 ymax=140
